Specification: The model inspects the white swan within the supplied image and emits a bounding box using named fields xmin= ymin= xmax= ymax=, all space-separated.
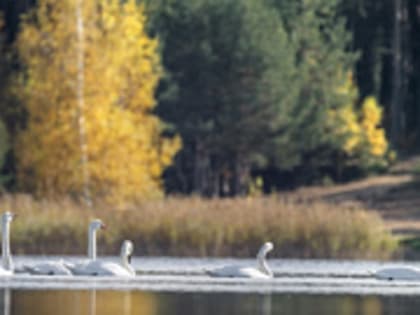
xmin=372 ymin=266 xmax=420 ymax=280
xmin=67 ymin=240 xmax=135 ymax=276
xmin=0 ymin=212 xmax=15 ymax=276
xmin=23 ymin=219 xmax=105 ymax=275
xmin=206 ymin=242 xmax=274 ymax=279
xmin=23 ymin=259 xmax=73 ymax=276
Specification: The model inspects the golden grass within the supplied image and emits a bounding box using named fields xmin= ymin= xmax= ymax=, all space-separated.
xmin=0 ymin=194 xmax=397 ymax=259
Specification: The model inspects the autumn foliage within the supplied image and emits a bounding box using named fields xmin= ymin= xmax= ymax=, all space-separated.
xmin=13 ymin=0 xmax=181 ymax=205
xmin=329 ymin=73 xmax=388 ymax=168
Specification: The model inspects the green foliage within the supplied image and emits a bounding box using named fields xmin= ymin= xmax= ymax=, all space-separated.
xmin=148 ymin=0 xmax=298 ymax=195
xmin=0 ymin=120 xmax=9 ymax=168
xmin=269 ymin=0 xmax=358 ymax=169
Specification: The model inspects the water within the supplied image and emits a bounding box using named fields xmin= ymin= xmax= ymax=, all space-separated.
xmin=3 ymin=257 xmax=420 ymax=314
xmin=3 ymin=290 xmax=420 ymax=315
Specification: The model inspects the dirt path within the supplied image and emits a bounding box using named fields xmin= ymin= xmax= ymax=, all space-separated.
xmin=289 ymin=159 xmax=420 ymax=236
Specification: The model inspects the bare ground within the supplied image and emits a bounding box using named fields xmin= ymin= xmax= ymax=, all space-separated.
xmin=287 ymin=156 xmax=420 ymax=237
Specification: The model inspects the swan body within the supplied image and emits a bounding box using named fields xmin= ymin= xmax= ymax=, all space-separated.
xmin=68 ymin=240 xmax=135 ymax=277
xmin=0 ymin=269 xmax=12 ymax=276
xmin=68 ymin=260 xmax=133 ymax=277
xmin=0 ymin=212 xmax=15 ymax=276
xmin=207 ymin=265 xmax=272 ymax=279
xmin=23 ymin=260 xmax=74 ymax=276
xmin=23 ymin=219 xmax=104 ymax=276
xmin=373 ymin=266 xmax=420 ymax=280
xmin=207 ymin=242 xmax=274 ymax=279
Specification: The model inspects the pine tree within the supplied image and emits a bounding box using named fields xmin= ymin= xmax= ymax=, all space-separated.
xmin=148 ymin=0 xmax=297 ymax=195
xmin=269 ymin=0 xmax=359 ymax=183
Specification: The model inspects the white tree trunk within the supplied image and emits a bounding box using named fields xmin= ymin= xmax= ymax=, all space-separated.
xmin=76 ymin=0 xmax=92 ymax=207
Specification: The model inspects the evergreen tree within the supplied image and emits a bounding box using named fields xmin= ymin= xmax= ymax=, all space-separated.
xmin=269 ymin=0 xmax=359 ymax=184
xmin=148 ymin=0 xmax=297 ymax=195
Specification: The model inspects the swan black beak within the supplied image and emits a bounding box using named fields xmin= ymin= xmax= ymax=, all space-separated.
xmin=128 ymin=254 xmax=132 ymax=264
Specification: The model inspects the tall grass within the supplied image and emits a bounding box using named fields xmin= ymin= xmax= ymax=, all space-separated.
xmin=0 ymin=194 xmax=397 ymax=259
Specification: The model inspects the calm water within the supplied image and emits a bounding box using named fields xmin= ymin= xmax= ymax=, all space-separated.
xmin=2 ymin=290 xmax=420 ymax=315
xmin=3 ymin=257 xmax=420 ymax=315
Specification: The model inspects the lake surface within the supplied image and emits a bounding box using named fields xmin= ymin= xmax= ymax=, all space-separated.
xmin=3 ymin=257 xmax=420 ymax=315
xmin=4 ymin=290 xmax=420 ymax=315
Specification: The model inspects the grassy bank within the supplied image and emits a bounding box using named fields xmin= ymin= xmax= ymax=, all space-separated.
xmin=0 ymin=194 xmax=397 ymax=259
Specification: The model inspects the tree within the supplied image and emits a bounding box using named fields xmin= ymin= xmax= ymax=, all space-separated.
xmin=268 ymin=0 xmax=359 ymax=184
xmin=147 ymin=0 xmax=297 ymax=196
xmin=328 ymin=74 xmax=389 ymax=177
xmin=0 ymin=14 xmax=21 ymax=189
xmin=0 ymin=119 xmax=10 ymax=186
xmin=13 ymin=0 xmax=181 ymax=205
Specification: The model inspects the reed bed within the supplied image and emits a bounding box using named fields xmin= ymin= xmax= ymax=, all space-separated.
xmin=0 ymin=194 xmax=397 ymax=259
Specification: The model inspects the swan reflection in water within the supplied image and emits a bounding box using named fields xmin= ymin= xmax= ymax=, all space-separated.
xmin=2 ymin=289 xmax=10 ymax=315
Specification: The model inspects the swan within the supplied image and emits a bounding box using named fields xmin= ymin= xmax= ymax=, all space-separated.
xmin=206 ymin=242 xmax=274 ymax=279
xmin=67 ymin=240 xmax=135 ymax=276
xmin=372 ymin=266 xmax=420 ymax=280
xmin=23 ymin=259 xmax=73 ymax=275
xmin=23 ymin=219 xmax=105 ymax=275
xmin=0 ymin=212 xmax=16 ymax=276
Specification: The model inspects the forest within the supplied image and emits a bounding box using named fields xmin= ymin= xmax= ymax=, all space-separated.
xmin=0 ymin=0 xmax=416 ymax=205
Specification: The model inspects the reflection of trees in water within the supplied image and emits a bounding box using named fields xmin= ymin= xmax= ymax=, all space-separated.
xmin=10 ymin=290 xmax=157 ymax=315
xmin=7 ymin=288 xmax=420 ymax=315
xmin=154 ymin=292 xmax=273 ymax=315
xmin=268 ymin=294 xmax=384 ymax=315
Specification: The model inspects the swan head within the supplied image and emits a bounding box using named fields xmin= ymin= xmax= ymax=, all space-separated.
xmin=2 ymin=212 xmax=15 ymax=224
xmin=121 ymin=240 xmax=134 ymax=262
xmin=263 ymin=242 xmax=274 ymax=252
xmin=257 ymin=242 xmax=274 ymax=258
xmin=89 ymin=219 xmax=106 ymax=231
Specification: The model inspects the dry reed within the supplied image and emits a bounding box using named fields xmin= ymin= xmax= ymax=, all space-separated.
xmin=0 ymin=194 xmax=397 ymax=259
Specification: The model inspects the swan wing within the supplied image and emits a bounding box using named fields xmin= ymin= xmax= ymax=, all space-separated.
xmin=238 ymin=267 xmax=272 ymax=279
xmin=207 ymin=265 xmax=271 ymax=279
xmin=68 ymin=260 xmax=133 ymax=277
xmin=374 ymin=266 xmax=420 ymax=280
xmin=0 ymin=267 xmax=12 ymax=276
xmin=24 ymin=260 xmax=73 ymax=275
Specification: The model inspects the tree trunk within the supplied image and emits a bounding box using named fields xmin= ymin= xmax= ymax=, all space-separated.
xmin=233 ymin=155 xmax=250 ymax=196
xmin=193 ymin=139 xmax=210 ymax=196
xmin=390 ymin=0 xmax=403 ymax=148
xmin=76 ymin=0 xmax=92 ymax=208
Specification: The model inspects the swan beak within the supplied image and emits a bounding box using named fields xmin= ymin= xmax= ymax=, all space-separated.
xmin=101 ymin=223 xmax=106 ymax=230
xmin=127 ymin=254 xmax=132 ymax=264
xmin=11 ymin=213 xmax=17 ymax=219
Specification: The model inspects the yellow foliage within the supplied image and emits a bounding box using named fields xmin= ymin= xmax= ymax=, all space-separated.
xmin=329 ymin=73 xmax=388 ymax=162
xmin=331 ymin=104 xmax=361 ymax=154
xmin=14 ymin=0 xmax=181 ymax=205
xmin=360 ymin=97 xmax=388 ymax=157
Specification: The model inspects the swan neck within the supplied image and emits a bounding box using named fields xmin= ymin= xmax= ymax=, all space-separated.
xmin=121 ymin=250 xmax=135 ymax=275
xmin=257 ymin=250 xmax=272 ymax=277
xmin=88 ymin=227 xmax=96 ymax=260
xmin=2 ymin=219 xmax=12 ymax=271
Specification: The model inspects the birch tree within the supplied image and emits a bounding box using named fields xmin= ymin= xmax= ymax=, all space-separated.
xmin=14 ymin=0 xmax=181 ymax=206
